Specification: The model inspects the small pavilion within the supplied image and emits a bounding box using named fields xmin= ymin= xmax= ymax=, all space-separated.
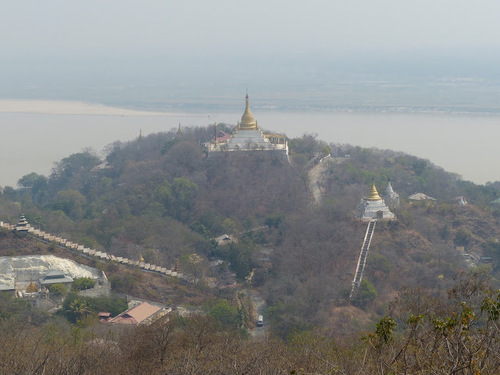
xmin=39 ymin=270 xmax=74 ymax=286
xmin=15 ymin=215 xmax=30 ymax=232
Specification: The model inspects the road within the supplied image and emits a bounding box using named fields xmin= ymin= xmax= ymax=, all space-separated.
xmin=249 ymin=289 xmax=267 ymax=338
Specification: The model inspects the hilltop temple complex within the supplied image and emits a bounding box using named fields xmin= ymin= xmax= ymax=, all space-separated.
xmin=355 ymin=180 xmax=396 ymax=221
xmin=208 ymin=94 xmax=288 ymax=155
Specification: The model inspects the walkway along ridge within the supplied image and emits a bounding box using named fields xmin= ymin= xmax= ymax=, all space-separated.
xmin=0 ymin=220 xmax=186 ymax=280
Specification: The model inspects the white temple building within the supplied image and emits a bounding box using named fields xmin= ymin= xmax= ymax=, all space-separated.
xmin=208 ymin=94 xmax=287 ymax=155
xmin=355 ymin=180 xmax=396 ymax=221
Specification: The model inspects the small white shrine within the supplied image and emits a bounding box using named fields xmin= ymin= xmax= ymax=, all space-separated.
xmin=384 ymin=179 xmax=400 ymax=209
xmin=355 ymin=180 xmax=395 ymax=221
xmin=15 ymin=214 xmax=30 ymax=232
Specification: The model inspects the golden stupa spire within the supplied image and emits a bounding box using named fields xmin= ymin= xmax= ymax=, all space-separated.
xmin=177 ymin=123 xmax=183 ymax=135
xmin=26 ymin=281 xmax=38 ymax=293
xmin=239 ymin=93 xmax=258 ymax=130
xmin=139 ymin=253 xmax=145 ymax=263
xmin=367 ymin=179 xmax=382 ymax=201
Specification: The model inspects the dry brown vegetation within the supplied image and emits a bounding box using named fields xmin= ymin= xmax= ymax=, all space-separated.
xmin=2 ymin=125 xmax=500 ymax=343
xmin=2 ymin=271 xmax=500 ymax=374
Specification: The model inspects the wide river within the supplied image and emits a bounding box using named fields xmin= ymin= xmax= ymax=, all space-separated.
xmin=1 ymin=105 xmax=498 ymax=187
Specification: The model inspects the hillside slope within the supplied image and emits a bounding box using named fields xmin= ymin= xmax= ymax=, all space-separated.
xmin=2 ymin=126 xmax=500 ymax=336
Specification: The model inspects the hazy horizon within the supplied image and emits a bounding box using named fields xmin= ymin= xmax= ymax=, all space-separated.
xmin=2 ymin=1 xmax=500 ymax=113
xmin=2 ymin=1 xmax=500 ymax=188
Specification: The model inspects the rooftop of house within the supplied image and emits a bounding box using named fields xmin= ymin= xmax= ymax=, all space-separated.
xmin=108 ymin=302 xmax=164 ymax=325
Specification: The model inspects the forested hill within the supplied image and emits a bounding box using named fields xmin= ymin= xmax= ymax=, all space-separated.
xmin=2 ymin=125 xmax=500 ymax=335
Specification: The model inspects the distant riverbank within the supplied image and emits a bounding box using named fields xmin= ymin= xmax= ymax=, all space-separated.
xmin=1 ymin=100 xmax=499 ymax=187
xmin=0 ymin=99 xmax=170 ymax=116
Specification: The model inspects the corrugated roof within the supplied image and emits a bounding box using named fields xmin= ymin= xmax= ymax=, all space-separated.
xmin=109 ymin=302 xmax=162 ymax=325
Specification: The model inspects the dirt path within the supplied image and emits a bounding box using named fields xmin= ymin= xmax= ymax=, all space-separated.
xmin=308 ymin=159 xmax=327 ymax=204
xmin=249 ymin=289 xmax=267 ymax=338
xmin=308 ymin=156 xmax=348 ymax=204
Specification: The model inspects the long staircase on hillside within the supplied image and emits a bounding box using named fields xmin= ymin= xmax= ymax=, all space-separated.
xmin=349 ymin=220 xmax=377 ymax=299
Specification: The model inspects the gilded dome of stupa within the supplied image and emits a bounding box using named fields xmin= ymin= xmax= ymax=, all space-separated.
xmin=26 ymin=281 xmax=38 ymax=293
xmin=239 ymin=94 xmax=258 ymax=130
xmin=367 ymin=181 xmax=382 ymax=201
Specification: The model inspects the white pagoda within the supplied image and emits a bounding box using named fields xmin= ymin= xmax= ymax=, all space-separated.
xmin=355 ymin=180 xmax=395 ymax=221
xmin=384 ymin=179 xmax=400 ymax=209
xmin=208 ymin=95 xmax=287 ymax=155
xmin=226 ymin=94 xmax=276 ymax=150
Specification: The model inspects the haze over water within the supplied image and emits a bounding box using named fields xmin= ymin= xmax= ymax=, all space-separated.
xmin=1 ymin=103 xmax=498 ymax=187
xmin=3 ymin=1 xmax=500 ymax=187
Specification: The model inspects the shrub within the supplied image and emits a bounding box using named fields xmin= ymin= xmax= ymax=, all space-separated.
xmin=352 ymin=279 xmax=378 ymax=309
xmin=49 ymin=283 xmax=68 ymax=297
xmin=72 ymin=277 xmax=96 ymax=291
xmin=207 ymin=299 xmax=240 ymax=327
xmin=109 ymin=272 xmax=142 ymax=293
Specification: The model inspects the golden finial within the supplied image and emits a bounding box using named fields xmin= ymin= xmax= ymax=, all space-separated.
xmin=139 ymin=253 xmax=145 ymax=263
xmin=239 ymin=93 xmax=258 ymax=130
xmin=177 ymin=123 xmax=183 ymax=135
xmin=367 ymin=179 xmax=382 ymax=201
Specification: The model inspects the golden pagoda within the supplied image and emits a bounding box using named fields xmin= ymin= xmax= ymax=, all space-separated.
xmin=26 ymin=281 xmax=38 ymax=293
xmin=208 ymin=94 xmax=288 ymax=156
xmin=239 ymin=94 xmax=258 ymax=130
xmin=355 ymin=179 xmax=395 ymax=221
xmin=366 ymin=180 xmax=382 ymax=201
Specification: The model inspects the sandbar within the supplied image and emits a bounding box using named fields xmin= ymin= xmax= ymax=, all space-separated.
xmin=0 ymin=99 xmax=170 ymax=116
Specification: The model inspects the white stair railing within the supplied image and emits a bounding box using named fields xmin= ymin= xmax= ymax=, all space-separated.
xmin=349 ymin=220 xmax=376 ymax=299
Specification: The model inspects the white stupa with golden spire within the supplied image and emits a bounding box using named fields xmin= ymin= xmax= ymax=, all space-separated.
xmin=207 ymin=94 xmax=288 ymax=155
xmin=355 ymin=179 xmax=395 ymax=221
xmin=224 ymin=94 xmax=275 ymax=151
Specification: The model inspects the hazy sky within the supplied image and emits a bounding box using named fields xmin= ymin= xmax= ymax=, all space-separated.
xmin=3 ymin=1 xmax=500 ymax=61
xmin=2 ymin=0 xmax=500 ymax=110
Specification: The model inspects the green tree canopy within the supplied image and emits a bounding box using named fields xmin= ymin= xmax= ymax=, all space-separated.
xmin=72 ymin=277 xmax=96 ymax=291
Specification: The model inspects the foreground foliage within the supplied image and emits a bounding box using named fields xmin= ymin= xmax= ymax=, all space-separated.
xmin=1 ymin=271 xmax=500 ymax=374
